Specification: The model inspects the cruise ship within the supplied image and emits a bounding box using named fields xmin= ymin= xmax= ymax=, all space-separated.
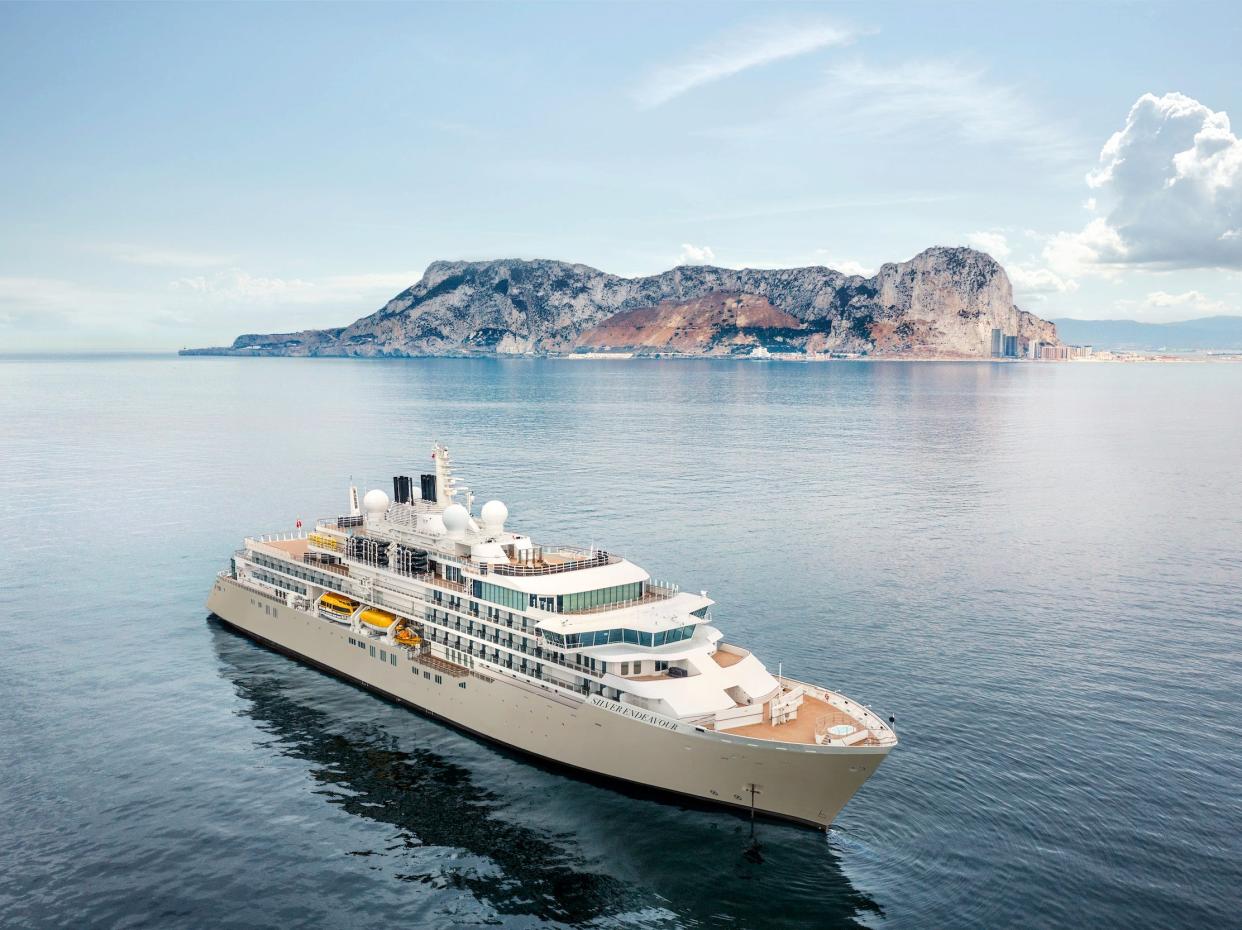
xmin=206 ymin=444 xmax=897 ymax=829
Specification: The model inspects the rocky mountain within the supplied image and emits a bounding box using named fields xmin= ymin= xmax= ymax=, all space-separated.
xmin=183 ymin=247 xmax=1057 ymax=359
xmin=576 ymin=292 xmax=804 ymax=355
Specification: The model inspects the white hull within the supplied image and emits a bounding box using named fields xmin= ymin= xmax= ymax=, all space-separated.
xmin=208 ymin=575 xmax=891 ymax=829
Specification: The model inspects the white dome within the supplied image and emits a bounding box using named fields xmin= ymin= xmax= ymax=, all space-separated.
xmin=442 ymin=503 xmax=469 ymax=535
xmin=362 ymin=489 xmax=390 ymax=513
xmin=481 ymin=499 xmax=508 ymax=529
xmin=421 ymin=513 xmax=446 ymax=535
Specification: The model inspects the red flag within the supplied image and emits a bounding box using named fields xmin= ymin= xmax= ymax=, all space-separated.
xmin=296 ymin=519 xmax=302 ymax=528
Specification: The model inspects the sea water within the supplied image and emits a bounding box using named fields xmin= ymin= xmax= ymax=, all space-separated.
xmin=1 ymin=355 xmax=1238 ymax=928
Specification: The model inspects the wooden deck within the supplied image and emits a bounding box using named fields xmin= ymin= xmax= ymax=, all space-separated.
xmin=723 ymin=693 xmax=870 ymax=746
xmin=267 ymin=537 xmax=309 ymax=558
xmin=711 ymin=649 xmax=745 ymax=668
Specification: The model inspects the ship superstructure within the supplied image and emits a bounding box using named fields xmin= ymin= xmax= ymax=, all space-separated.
xmin=207 ymin=443 xmax=897 ymax=828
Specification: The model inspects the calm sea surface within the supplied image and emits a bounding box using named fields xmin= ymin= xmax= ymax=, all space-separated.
xmin=1 ymin=356 xmax=1239 ymax=929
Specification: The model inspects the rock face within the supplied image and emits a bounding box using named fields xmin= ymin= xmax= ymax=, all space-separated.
xmin=576 ymin=292 xmax=804 ymax=355
xmin=183 ymin=247 xmax=1057 ymax=358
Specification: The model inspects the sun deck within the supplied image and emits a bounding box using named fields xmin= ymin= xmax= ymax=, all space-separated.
xmin=722 ymin=693 xmax=884 ymax=747
xmin=265 ymin=537 xmax=309 ymax=558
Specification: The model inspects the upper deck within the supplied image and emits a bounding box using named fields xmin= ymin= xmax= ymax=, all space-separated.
xmin=231 ymin=443 xmax=896 ymax=754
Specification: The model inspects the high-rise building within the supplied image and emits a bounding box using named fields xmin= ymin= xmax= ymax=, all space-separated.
xmin=990 ymin=328 xmax=1003 ymax=357
xmin=1003 ymin=335 xmax=1018 ymax=357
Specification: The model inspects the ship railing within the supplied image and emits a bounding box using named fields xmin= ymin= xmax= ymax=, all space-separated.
xmin=793 ymin=679 xmax=899 ymax=747
xmin=228 ymin=572 xmax=293 ymax=603
xmin=681 ymin=712 xmax=717 ymax=729
xmin=250 ymin=530 xmax=309 ymax=544
xmin=483 ymin=547 xmax=621 ymax=577
xmin=423 ymin=623 xmax=605 ymax=684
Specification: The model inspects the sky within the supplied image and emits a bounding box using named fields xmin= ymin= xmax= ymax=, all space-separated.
xmin=1 ymin=1 xmax=1240 ymax=350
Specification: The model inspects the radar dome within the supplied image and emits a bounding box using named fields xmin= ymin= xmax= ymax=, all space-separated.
xmin=363 ymin=489 xmax=390 ymax=514
xmin=442 ymin=503 xmax=469 ymax=535
xmin=481 ymin=499 xmax=508 ymax=530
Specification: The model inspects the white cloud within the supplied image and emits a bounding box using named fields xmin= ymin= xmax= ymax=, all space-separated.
xmin=819 ymin=60 xmax=1076 ymax=160
xmin=170 ymin=269 xmax=419 ymax=304
xmin=813 ymin=251 xmax=873 ymax=276
xmin=1043 ymin=217 xmax=1127 ymax=278
xmin=677 ymin=243 xmax=716 ymax=266
xmin=1055 ymin=92 xmax=1242 ymax=270
xmin=634 ymin=20 xmax=857 ymax=109
xmin=965 ymin=230 xmax=1012 ymax=260
xmin=1144 ymin=290 xmax=1229 ymax=314
xmin=1007 ymin=263 xmax=1077 ymax=297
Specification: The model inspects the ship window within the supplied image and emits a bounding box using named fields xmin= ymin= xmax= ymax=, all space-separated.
xmin=435 ymin=675 xmax=442 ymax=684
xmin=424 ymin=671 xmax=431 ymax=679
xmin=369 ymin=646 xmax=376 ymax=657
xmin=654 ymin=631 xmax=667 ymax=646
xmin=459 ymin=682 xmax=466 ymax=689
xmin=656 ymin=660 xmax=669 ymax=671
xmin=623 ymin=629 xmax=638 ymax=645
xmin=390 ymin=654 xmax=397 ymax=666
xmin=639 ymin=632 xmax=651 ymax=646
xmin=474 ymin=580 xmax=525 ymax=611
xmin=620 ymin=662 xmax=629 ymax=675
xmin=380 ymin=649 xmax=387 ymax=661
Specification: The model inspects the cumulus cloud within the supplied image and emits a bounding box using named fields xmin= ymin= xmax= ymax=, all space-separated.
xmin=1006 ymin=263 xmax=1077 ymax=297
xmin=677 ymin=243 xmax=716 ymax=266
xmin=813 ymin=251 xmax=873 ymax=276
xmin=965 ymin=230 xmax=1012 ymax=260
xmin=1053 ymin=92 xmax=1242 ymax=270
xmin=634 ymin=20 xmax=857 ymax=108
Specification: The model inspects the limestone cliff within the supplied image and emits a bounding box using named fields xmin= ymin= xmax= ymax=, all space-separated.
xmin=182 ymin=247 xmax=1057 ymax=358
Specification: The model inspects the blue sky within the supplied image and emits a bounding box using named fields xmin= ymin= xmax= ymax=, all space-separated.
xmin=2 ymin=1 xmax=1240 ymax=349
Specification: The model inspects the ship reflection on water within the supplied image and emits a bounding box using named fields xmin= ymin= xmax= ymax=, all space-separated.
xmin=210 ymin=621 xmax=884 ymax=928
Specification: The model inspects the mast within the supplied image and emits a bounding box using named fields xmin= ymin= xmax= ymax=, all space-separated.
xmin=433 ymin=442 xmax=472 ymax=511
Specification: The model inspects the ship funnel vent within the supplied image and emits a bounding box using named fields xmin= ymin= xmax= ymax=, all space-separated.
xmin=420 ymin=473 xmax=437 ymax=503
xmin=392 ymin=475 xmax=413 ymax=504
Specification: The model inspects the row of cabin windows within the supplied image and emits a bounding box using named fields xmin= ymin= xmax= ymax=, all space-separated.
xmin=544 ymin=624 xmax=696 ymax=650
xmin=251 ymin=553 xmax=340 ymax=590
xmin=252 ymin=569 xmax=307 ymax=596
